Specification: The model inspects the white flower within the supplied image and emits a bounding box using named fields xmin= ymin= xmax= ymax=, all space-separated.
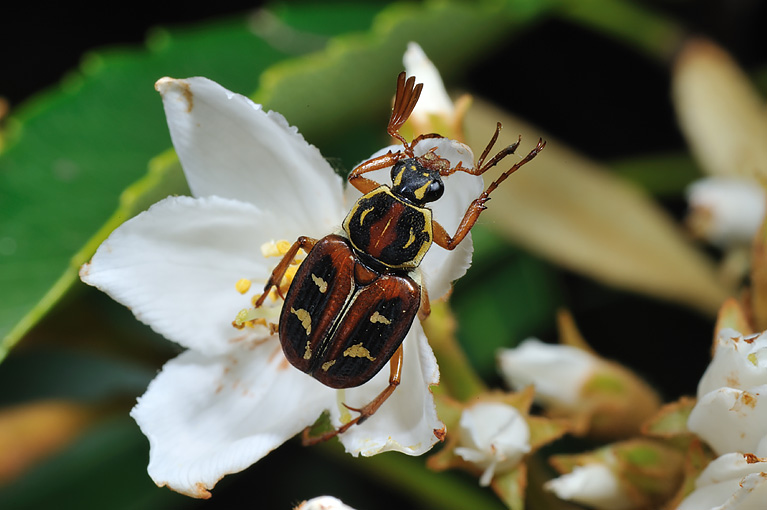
xmin=403 ymin=42 xmax=454 ymax=121
xmin=453 ymin=402 xmax=531 ymax=486
xmin=676 ymin=452 xmax=767 ymax=510
xmin=686 ymin=177 xmax=765 ymax=248
xmin=295 ymin=496 xmax=357 ymax=510
xmin=688 ymin=328 xmax=767 ymax=456
xmin=80 ymin=75 xmax=483 ymax=497
xmin=545 ymin=461 xmax=634 ymax=510
xmin=498 ymin=338 xmax=598 ymax=411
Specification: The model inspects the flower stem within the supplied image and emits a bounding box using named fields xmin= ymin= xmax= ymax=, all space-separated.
xmin=422 ymin=300 xmax=486 ymax=401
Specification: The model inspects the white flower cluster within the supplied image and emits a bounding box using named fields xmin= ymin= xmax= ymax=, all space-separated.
xmin=679 ymin=328 xmax=767 ymax=509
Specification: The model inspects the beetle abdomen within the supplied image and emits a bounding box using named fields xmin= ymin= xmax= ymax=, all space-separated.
xmin=279 ymin=234 xmax=420 ymax=388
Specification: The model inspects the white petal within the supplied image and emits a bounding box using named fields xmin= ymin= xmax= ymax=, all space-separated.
xmin=455 ymin=402 xmax=530 ymax=486
xmin=678 ymin=453 xmax=767 ymax=510
xmin=335 ymin=323 xmax=442 ymax=456
xmin=297 ymin=496 xmax=357 ymax=510
xmin=686 ymin=177 xmax=765 ymax=248
xmin=131 ymin=340 xmax=336 ymax=498
xmin=498 ymin=339 xmax=598 ymax=408
xmin=156 ymin=76 xmax=345 ymax=236
xmin=698 ymin=329 xmax=767 ymax=396
xmin=81 ymin=195 xmax=295 ymax=355
xmin=688 ymin=385 xmax=767 ymax=456
xmin=545 ymin=464 xmax=633 ymax=510
xmin=403 ymin=42 xmax=454 ymax=119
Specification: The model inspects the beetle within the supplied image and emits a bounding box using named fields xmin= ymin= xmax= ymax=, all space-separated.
xmin=252 ymin=71 xmax=545 ymax=444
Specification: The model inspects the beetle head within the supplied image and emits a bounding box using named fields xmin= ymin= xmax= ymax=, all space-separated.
xmin=390 ymin=157 xmax=444 ymax=205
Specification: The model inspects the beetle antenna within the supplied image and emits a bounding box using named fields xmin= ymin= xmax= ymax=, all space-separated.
xmin=387 ymin=71 xmax=422 ymax=157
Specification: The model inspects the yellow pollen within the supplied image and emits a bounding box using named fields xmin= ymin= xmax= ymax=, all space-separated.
xmin=322 ymin=360 xmax=336 ymax=371
xmin=304 ymin=341 xmax=312 ymax=360
xmin=748 ymin=353 xmax=758 ymax=366
xmin=235 ymin=278 xmax=251 ymax=294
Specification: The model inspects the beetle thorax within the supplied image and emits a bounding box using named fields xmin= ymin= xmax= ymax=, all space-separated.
xmin=342 ymin=186 xmax=433 ymax=271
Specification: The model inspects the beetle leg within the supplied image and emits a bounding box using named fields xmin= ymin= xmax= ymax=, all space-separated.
xmin=433 ymin=139 xmax=546 ymax=251
xmin=418 ymin=285 xmax=431 ymax=320
xmin=347 ymin=151 xmax=404 ymax=195
xmin=253 ymin=236 xmax=317 ymax=308
xmin=302 ymin=344 xmax=404 ymax=446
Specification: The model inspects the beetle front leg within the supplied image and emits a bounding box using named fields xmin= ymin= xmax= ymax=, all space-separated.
xmin=302 ymin=344 xmax=404 ymax=446
xmin=252 ymin=236 xmax=317 ymax=308
xmin=347 ymin=152 xmax=404 ymax=195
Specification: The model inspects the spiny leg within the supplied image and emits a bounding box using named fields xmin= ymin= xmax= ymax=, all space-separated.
xmin=433 ymin=138 xmax=546 ymax=251
xmin=302 ymin=344 xmax=404 ymax=446
xmin=252 ymin=236 xmax=317 ymax=308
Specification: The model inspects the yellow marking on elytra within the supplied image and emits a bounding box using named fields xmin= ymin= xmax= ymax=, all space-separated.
xmin=321 ymin=360 xmax=336 ymax=371
xmin=304 ymin=341 xmax=312 ymax=360
xmin=402 ymin=229 xmax=416 ymax=249
xmin=291 ymin=307 xmax=312 ymax=335
xmin=359 ymin=206 xmax=375 ymax=226
xmin=311 ymin=273 xmax=328 ymax=293
xmin=393 ymin=167 xmax=406 ymax=186
xmin=370 ymin=311 xmax=391 ymax=325
xmin=343 ymin=343 xmax=376 ymax=361
xmin=235 ymin=279 xmax=251 ymax=294
xmin=413 ymin=180 xmax=432 ymax=201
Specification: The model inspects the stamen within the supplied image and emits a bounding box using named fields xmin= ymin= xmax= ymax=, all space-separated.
xmin=336 ymin=389 xmax=352 ymax=424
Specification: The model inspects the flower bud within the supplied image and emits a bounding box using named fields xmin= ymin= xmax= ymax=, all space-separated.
xmin=688 ymin=328 xmax=767 ymax=456
xmin=498 ymin=338 xmax=660 ymax=439
xmin=686 ymin=176 xmax=765 ymax=248
xmin=547 ymin=440 xmax=684 ymax=510
xmin=454 ymin=402 xmax=531 ymax=486
xmin=294 ymin=496 xmax=356 ymax=510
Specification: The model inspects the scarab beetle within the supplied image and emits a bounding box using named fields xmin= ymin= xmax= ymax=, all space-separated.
xmin=253 ymin=72 xmax=545 ymax=443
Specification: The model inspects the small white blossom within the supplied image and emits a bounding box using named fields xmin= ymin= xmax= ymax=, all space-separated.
xmin=686 ymin=177 xmax=765 ymax=248
xmin=498 ymin=338 xmax=599 ymax=410
xmin=80 ymin=72 xmax=484 ymax=497
xmin=545 ymin=461 xmax=634 ymax=510
xmin=688 ymin=328 xmax=767 ymax=456
xmin=295 ymin=496 xmax=357 ymax=510
xmin=676 ymin=452 xmax=767 ymax=510
xmin=454 ymin=402 xmax=531 ymax=486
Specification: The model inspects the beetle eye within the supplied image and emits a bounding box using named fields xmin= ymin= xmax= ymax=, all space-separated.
xmin=422 ymin=179 xmax=444 ymax=203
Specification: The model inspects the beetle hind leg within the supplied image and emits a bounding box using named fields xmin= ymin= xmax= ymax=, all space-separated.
xmin=302 ymin=344 xmax=404 ymax=446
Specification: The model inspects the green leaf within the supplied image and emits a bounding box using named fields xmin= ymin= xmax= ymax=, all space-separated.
xmin=1 ymin=0 xmax=557 ymax=360
xmin=0 ymin=416 xmax=187 ymax=510
xmin=0 ymin=4 xmax=385 ymax=360
xmin=452 ymin=225 xmax=561 ymax=377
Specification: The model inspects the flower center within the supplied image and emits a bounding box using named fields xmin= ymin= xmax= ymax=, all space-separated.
xmin=231 ymin=239 xmax=305 ymax=332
